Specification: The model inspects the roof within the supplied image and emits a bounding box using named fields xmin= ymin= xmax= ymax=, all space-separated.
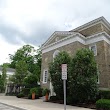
xmin=0 ymin=67 xmax=15 ymax=72
xmin=41 ymin=16 xmax=110 ymax=49
xmin=70 ymin=16 xmax=110 ymax=32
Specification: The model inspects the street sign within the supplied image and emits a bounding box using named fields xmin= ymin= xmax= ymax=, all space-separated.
xmin=62 ymin=64 xmax=67 ymax=80
xmin=62 ymin=64 xmax=67 ymax=110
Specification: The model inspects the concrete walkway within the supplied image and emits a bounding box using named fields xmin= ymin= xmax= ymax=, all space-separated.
xmin=0 ymin=95 xmax=95 ymax=110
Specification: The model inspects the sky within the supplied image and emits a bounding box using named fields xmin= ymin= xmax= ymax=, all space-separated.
xmin=0 ymin=0 xmax=110 ymax=64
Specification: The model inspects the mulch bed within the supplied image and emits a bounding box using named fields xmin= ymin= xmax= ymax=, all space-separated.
xmin=48 ymin=100 xmax=96 ymax=109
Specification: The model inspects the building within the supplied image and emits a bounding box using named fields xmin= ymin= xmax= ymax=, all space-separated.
xmin=41 ymin=16 xmax=110 ymax=95
xmin=0 ymin=67 xmax=15 ymax=94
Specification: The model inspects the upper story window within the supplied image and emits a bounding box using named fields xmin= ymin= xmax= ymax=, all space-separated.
xmin=89 ymin=44 xmax=97 ymax=56
xmin=53 ymin=50 xmax=60 ymax=60
xmin=43 ymin=70 xmax=48 ymax=83
xmin=97 ymin=65 xmax=100 ymax=84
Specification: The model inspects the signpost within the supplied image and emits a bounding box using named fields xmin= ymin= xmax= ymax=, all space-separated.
xmin=62 ymin=64 xmax=67 ymax=110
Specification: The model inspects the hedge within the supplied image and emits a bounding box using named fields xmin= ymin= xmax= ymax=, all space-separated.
xmin=96 ymin=99 xmax=110 ymax=110
xmin=99 ymin=90 xmax=110 ymax=99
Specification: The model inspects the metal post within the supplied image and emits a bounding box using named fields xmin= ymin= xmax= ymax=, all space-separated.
xmin=63 ymin=79 xmax=66 ymax=110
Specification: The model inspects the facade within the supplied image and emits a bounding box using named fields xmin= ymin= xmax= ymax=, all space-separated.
xmin=41 ymin=16 xmax=110 ymax=95
xmin=0 ymin=67 xmax=15 ymax=94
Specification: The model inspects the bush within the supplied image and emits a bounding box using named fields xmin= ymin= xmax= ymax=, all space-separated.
xmin=96 ymin=99 xmax=110 ymax=110
xmin=67 ymin=96 xmax=73 ymax=105
xmin=49 ymin=96 xmax=58 ymax=101
xmin=36 ymin=87 xmax=42 ymax=97
xmin=28 ymin=93 xmax=32 ymax=99
xmin=99 ymin=90 xmax=110 ymax=99
xmin=42 ymin=88 xmax=50 ymax=96
xmin=49 ymin=51 xmax=71 ymax=100
xmin=69 ymin=49 xmax=98 ymax=103
xmin=30 ymin=88 xmax=38 ymax=94
xmin=22 ymin=88 xmax=30 ymax=96
xmin=17 ymin=93 xmax=24 ymax=98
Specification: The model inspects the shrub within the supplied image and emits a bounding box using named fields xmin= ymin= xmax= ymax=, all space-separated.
xmin=42 ymin=88 xmax=50 ymax=96
xmin=22 ymin=88 xmax=30 ymax=96
xmin=30 ymin=88 xmax=38 ymax=94
xmin=17 ymin=93 xmax=24 ymax=98
xmin=28 ymin=93 xmax=32 ymax=99
xmin=69 ymin=49 xmax=98 ymax=103
xmin=99 ymin=90 xmax=110 ymax=99
xmin=36 ymin=87 xmax=42 ymax=97
xmin=96 ymin=99 xmax=110 ymax=110
xmin=67 ymin=96 xmax=73 ymax=105
xmin=49 ymin=51 xmax=71 ymax=100
xmin=49 ymin=96 xmax=58 ymax=101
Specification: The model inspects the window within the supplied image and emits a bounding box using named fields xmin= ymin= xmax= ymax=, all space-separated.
xmin=43 ymin=70 xmax=48 ymax=83
xmin=97 ymin=65 xmax=100 ymax=84
xmin=53 ymin=50 xmax=60 ymax=60
xmin=89 ymin=44 xmax=97 ymax=56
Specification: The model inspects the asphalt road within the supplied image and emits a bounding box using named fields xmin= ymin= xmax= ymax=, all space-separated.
xmin=0 ymin=103 xmax=25 ymax=110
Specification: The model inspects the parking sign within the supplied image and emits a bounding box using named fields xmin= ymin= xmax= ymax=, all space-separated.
xmin=62 ymin=64 xmax=67 ymax=80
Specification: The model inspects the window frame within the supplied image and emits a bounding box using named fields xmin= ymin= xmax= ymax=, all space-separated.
xmin=53 ymin=50 xmax=60 ymax=61
xmin=89 ymin=44 xmax=97 ymax=56
xmin=43 ymin=69 xmax=48 ymax=84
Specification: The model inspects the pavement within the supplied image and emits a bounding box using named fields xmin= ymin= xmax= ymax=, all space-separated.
xmin=0 ymin=94 xmax=95 ymax=110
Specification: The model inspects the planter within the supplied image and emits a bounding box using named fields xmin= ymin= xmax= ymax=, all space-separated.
xmin=32 ymin=93 xmax=35 ymax=100
xmin=45 ymin=93 xmax=49 ymax=101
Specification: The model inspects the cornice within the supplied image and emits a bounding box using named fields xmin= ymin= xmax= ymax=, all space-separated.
xmin=42 ymin=31 xmax=110 ymax=54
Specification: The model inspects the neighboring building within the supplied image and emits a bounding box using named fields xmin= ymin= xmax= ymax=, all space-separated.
xmin=41 ymin=16 xmax=110 ymax=95
xmin=0 ymin=67 xmax=15 ymax=94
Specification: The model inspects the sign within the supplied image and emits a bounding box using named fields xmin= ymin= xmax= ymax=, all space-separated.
xmin=62 ymin=64 xmax=67 ymax=80
xmin=62 ymin=64 xmax=67 ymax=110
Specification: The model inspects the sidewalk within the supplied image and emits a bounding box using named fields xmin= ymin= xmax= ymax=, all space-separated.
xmin=0 ymin=95 xmax=95 ymax=110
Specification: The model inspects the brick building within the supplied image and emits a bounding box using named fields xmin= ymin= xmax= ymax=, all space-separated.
xmin=41 ymin=16 xmax=110 ymax=95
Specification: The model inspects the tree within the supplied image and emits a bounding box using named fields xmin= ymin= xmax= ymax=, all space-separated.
xmin=69 ymin=48 xmax=98 ymax=103
xmin=9 ymin=44 xmax=41 ymax=81
xmin=15 ymin=60 xmax=28 ymax=86
xmin=49 ymin=51 xmax=71 ymax=99
xmin=23 ymin=74 xmax=38 ymax=88
xmin=0 ymin=74 xmax=4 ymax=92
xmin=2 ymin=65 xmax=7 ymax=88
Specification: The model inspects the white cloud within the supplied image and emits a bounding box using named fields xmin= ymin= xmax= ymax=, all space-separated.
xmin=0 ymin=0 xmax=110 ymax=64
xmin=0 ymin=34 xmax=22 ymax=64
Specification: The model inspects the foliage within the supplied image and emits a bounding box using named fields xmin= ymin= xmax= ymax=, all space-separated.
xmin=96 ymin=99 xmax=110 ymax=110
xmin=15 ymin=60 xmax=28 ymax=85
xmin=42 ymin=88 xmax=50 ymax=96
xmin=49 ymin=96 xmax=58 ymax=101
xmin=69 ymin=48 xmax=98 ymax=103
xmin=0 ymin=74 xmax=4 ymax=92
xmin=9 ymin=45 xmax=41 ymax=85
xmin=30 ymin=87 xmax=41 ymax=98
xmin=49 ymin=51 xmax=71 ymax=99
xmin=16 ymin=93 xmax=25 ymax=98
xmin=0 ymin=65 xmax=7 ymax=92
xmin=22 ymin=88 xmax=30 ymax=96
xmin=30 ymin=88 xmax=38 ymax=94
xmin=99 ymin=90 xmax=110 ymax=99
xmin=23 ymin=74 xmax=38 ymax=88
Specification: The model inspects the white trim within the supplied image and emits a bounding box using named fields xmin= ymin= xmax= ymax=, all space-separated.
xmin=53 ymin=50 xmax=60 ymax=59
xmin=42 ymin=31 xmax=76 ymax=47
xmin=71 ymin=16 xmax=110 ymax=32
xmin=42 ymin=32 xmax=110 ymax=54
xmin=43 ymin=69 xmax=48 ymax=84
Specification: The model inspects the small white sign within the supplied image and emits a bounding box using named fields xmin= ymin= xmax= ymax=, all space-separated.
xmin=62 ymin=64 xmax=67 ymax=80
